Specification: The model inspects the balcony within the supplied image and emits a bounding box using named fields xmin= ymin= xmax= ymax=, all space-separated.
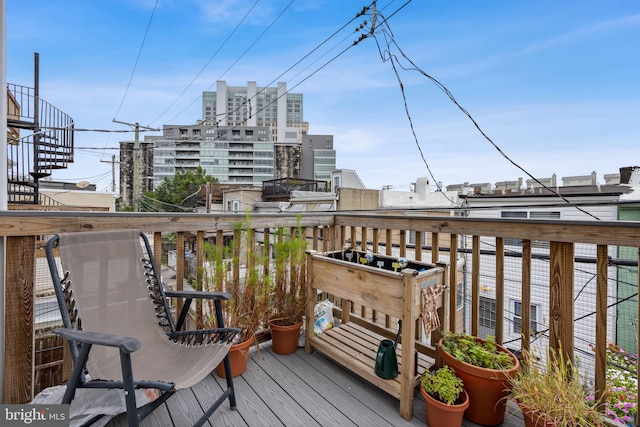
xmin=262 ymin=178 xmax=323 ymax=199
xmin=6 ymin=83 xmax=74 ymax=204
xmin=0 ymin=211 xmax=637 ymax=426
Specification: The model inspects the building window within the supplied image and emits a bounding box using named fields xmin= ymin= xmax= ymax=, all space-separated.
xmin=226 ymin=200 xmax=240 ymax=213
xmin=501 ymin=211 xmax=526 ymax=246
xmin=408 ymin=230 xmax=426 ymax=246
xmin=456 ymin=283 xmax=464 ymax=309
xmin=479 ymin=297 xmax=496 ymax=330
xmin=501 ymin=211 xmax=560 ymax=247
xmin=513 ymin=301 xmax=538 ymax=334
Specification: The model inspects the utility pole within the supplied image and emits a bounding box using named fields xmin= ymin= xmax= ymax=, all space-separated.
xmin=112 ymin=119 xmax=159 ymax=210
xmin=100 ymin=154 xmax=117 ymax=193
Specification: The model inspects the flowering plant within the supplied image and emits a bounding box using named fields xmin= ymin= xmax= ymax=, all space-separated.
xmin=588 ymin=342 xmax=638 ymax=425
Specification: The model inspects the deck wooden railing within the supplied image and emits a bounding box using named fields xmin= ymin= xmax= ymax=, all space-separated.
xmin=1 ymin=210 xmax=639 ymax=416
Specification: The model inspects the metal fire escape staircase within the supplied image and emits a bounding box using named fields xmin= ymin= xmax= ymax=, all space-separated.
xmin=6 ymin=81 xmax=74 ymax=204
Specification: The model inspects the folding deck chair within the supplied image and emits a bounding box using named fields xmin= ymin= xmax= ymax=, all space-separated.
xmin=45 ymin=229 xmax=241 ymax=427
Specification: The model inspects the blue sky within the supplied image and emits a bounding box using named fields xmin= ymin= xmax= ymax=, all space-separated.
xmin=6 ymin=1 xmax=640 ymax=191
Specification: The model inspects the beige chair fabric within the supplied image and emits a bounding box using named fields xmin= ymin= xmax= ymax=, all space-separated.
xmin=57 ymin=229 xmax=232 ymax=390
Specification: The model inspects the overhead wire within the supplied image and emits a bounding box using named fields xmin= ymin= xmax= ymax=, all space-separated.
xmin=359 ymin=2 xmax=458 ymax=204
xmin=163 ymin=0 xmax=297 ymax=124
xmin=161 ymin=4 xmax=372 ymax=144
xmin=371 ymin=10 xmax=601 ymax=219
xmin=149 ymin=0 xmax=263 ymax=126
xmin=113 ymin=0 xmax=159 ymax=120
xmin=82 ymin=0 xmax=160 ymax=178
xmin=140 ymin=193 xmax=197 ymax=212
xmin=143 ymin=0 xmax=382 ymax=129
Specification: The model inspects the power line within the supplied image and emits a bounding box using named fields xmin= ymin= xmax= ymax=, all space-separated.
xmin=47 ymin=127 xmax=158 ymax=133
xmin=160 ymin=1 xmax=369 ymax=127
xmin=162 ymin=3 xmax=379 ymax=139
xmin=371 ymin=10 xmax=601 ymax=220
xmin=163 ymin=0 xmax=297 ymax=124
xmin=149 ymin=0 xmax=263 ymax=125
xmin=113 ymin=0 xmax=159 ymax=120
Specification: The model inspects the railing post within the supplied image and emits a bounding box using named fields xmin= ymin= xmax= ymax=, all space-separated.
xmin=312 ymin=226 xmax=319 ymax=251
xmin=495 ymin=237 xmax=505 ymax=345
xmin=521 ymin=239 xmax=531 ymax=353
xmin=384 ymin=228 xmax=393 ymax=329
xmin=399 ymin=229 xmax=406 ymax=258
xmin=176 ymin=232 xmax=185 ymax=318
xmin=471 ymin=235 xmax=480 ymax=337
xmin=153 ymin=232 xmax=162 ymax=273
xmin=372 ymin=228 xmax=379 ymax=253
xmin=350 ymin=227 xmax=357 ymax=250
xmin=262 ymin=228 xmax=270 ymax=277
xmin=414 ymin=231 xmax=422 ymax=261
xmin=195 ymin=231 xmax=204 ymax=329
xmin=304 ymin=251 xmax=315 ymax=354
xmin=431 ymin=232 xmax=439 ymax=264
xmin=594 ymin=244 xmax=608 ymax=408
xmin=399 ymin=268 xmax=418 ymax=420
xmin=549 ymin=241 xmax=574 ymax=362
xmin=361 ymin=227 xmax=368 ymax=252
xmin=3 ymin=236 xmax=35 ymax=403
xmin=449 ymin=234 xmax=458 ymax=332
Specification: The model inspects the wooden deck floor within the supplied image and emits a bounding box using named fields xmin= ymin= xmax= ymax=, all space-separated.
xmin=107 ymin=341 xmax=524 ymax=427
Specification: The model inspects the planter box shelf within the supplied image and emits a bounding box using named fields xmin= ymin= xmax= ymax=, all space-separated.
xmin=304 ymin=250 xmax=446 ymax=421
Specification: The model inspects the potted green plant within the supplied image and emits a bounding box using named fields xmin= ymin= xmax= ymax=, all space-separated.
xmin=420 ymin=365 xmax=469 ymax=427
xmin=510 ymin=347 xmax=605 ymax=427
xmin=269 ymin=218 xmax=307 ymax=355
xmin=439 ymin=332 xmax=520 ymax=426
xmin=202 ymin=214 xmax=270 ymax=377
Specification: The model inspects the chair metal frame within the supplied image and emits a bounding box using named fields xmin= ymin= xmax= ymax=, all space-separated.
xmin=45 ymin=231 xmax=241 ymax=427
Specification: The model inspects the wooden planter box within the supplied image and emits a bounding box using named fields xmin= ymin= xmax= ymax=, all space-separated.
xmin=304 ymin=250 xmax=446 ymax=421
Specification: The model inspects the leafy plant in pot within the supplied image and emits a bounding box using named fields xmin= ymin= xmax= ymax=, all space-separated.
xmin=439 ymin=332 xmax=520 ymax=426
xmin=510 ymin=347 xmax=605 ymax=427
xmin=420 ymin=365 xmax=469 ymax=427
xmin=202 ymin=214 xmax=270 ymax=377
xmin=269 ymin=218 xmax=307 ymax=355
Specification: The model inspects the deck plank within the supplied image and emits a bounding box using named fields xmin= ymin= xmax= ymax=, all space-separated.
xmin=191 ymin=372 xmax=247 ymax=427
xmin=294 ymin=345 xmax=424 ymax=426
xmin=104 ymin=341 xmax=524 ymax=427
xmin=233 ymin=346 xmax=321 ymax=426
xmin=209 ymin=363 xmax=285 ymax=426
xmin=163 ymin=388 xmax=208 ymax=427
xmin=253 ymin=346 xmax=359 ymax=426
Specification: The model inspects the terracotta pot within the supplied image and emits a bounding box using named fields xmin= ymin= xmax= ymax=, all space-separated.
xmin=269 ymin=321 xmax=302 ymax=355
xmin=421 ymin=385 xmax=469 ymax=427
xmin=519 ymin=404 xmax=556 ymax=427
xmin=439 ymin=337 xmax=520 ymax=426
xmin=215 ymin=333 xmax=254 ymax=378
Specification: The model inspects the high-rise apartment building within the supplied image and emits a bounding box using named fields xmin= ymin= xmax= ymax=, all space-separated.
xmin=144 ymin=81 xmax=335 ymax=188
xmin=202 ymin=81 xmax=306 ymax=142
xmin=148 ymin=123 xmax=274 ymax=187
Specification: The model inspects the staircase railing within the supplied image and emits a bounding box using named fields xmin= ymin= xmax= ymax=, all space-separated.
xmin=6 ymin=83 xmax=74 ymax=204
